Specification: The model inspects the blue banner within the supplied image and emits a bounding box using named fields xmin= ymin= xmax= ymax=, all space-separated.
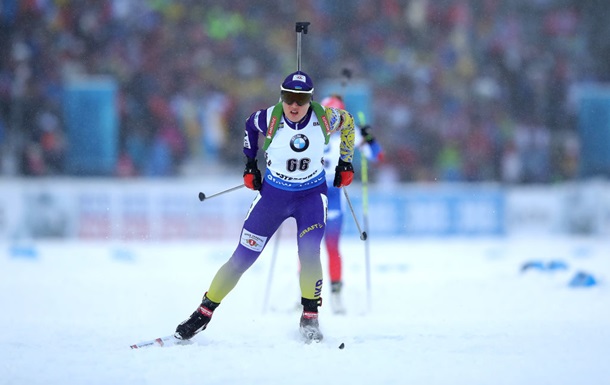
xmin=63 ymin=78 xmax=118 ymax=175
xmin=342 ymin=187 xmax=505 ymax=237
xmin=578 ymin=86 xmax=610 ymax=177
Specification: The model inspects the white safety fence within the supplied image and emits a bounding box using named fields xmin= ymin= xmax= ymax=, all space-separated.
xmin=1 ymin=178 xmax=609 ymax=240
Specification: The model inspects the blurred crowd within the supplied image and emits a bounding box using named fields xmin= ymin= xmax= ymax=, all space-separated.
xmin=0 ymin=0 xmax=607 ymax=182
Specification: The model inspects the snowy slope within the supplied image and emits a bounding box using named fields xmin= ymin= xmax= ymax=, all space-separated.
xmin=1 ymin=236 xmax=609 ymax=385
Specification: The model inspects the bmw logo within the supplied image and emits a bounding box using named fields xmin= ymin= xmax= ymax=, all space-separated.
xmin=290 ymin=134 xmax=309 ymax=152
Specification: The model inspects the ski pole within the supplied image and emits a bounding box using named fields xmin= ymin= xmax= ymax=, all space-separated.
xmin=343 ymin=187 xmax=367 ymax=241
xmin=339 ymin=68 xmax=366 ymax=242
xmin=262 ymin=225 xmax=282 ymax=314
xmin=198 ymin=184 xmax=245 ymax=202
xmin=358 ymin=111 xmax=373 ymax=310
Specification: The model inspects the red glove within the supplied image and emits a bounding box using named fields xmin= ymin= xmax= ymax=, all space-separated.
xmin=333 ymin=159 xmax=354 ymax=188
xmin=243 ymin=157 xmax=262 ymax=190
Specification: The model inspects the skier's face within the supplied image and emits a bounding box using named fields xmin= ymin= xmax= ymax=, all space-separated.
xmin=281 ymin=91 xmax=311 ymax=123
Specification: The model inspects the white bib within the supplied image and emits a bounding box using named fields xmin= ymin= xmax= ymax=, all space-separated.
xmin=264 ymin=115 xmax=327 ymax=191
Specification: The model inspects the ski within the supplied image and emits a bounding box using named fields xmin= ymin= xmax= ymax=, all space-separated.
xmin=300 ymin=327 xmax=323 ymax=344
xmin=303 ymin=337 xmax=322 ymax=345
xmin=129 ymin=334 xmax=193 ymax=349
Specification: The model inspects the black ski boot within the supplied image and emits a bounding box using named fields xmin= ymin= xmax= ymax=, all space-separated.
xmin=174 ymin=293 xmax=220 ymax=340
xmin=299 ymin=297 xmax=323 ymax=343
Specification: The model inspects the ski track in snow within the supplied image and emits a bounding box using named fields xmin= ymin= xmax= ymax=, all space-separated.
xmin=1 ymin=236 xmax=609 ymax=385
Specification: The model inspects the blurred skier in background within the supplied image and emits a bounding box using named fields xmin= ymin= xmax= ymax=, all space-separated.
xmin=174 ymin=71 xmax=356 ymax=343
xmin=320 ymin=94 xmax=383 ymax=314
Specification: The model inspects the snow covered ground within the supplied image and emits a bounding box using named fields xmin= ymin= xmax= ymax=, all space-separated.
xmin=1 ymin=235 xmax=609 ymax=385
